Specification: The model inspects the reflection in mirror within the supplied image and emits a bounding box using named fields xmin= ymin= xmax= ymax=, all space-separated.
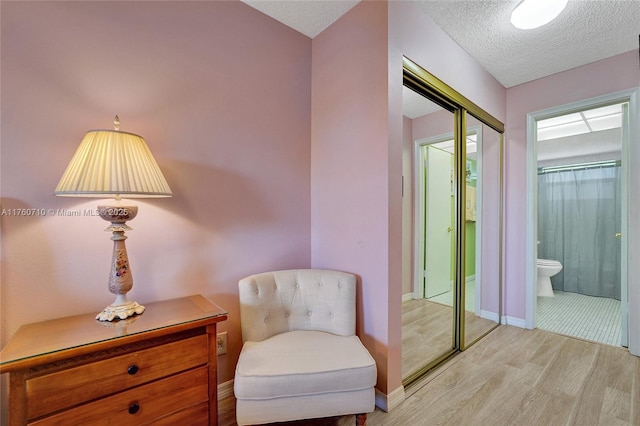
xmin=463 ymin=117 xmax=501 ymax=348
xmin=401 ymin=56 xmax=504 ymax=386
xmin=401 ymin=85 xmax=456 ymax=381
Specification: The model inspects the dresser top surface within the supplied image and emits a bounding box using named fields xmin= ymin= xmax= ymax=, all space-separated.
xmin=0 ymin=295 xmax=227 ymax=371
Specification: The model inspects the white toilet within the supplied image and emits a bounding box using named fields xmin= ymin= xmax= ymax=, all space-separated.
xmin=537 ymin=258 xmax=562 ymax=297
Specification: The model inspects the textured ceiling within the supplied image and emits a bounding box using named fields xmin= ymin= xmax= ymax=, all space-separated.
xmin=242 ymin=0 xmax=359 ymax=38
xmin=243 ymin=0 xmax=640 ymax=88
xmin=416 ymin=0 xmax=640 ymax=88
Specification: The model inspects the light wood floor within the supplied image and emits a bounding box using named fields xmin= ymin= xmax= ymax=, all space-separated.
xmin=402 ymin=299 xmax=455 ymax=378
xmin=220 ymin=325 xmax=640 ymax=426
xmin=402 ymin=298 xmax=497 ymax=378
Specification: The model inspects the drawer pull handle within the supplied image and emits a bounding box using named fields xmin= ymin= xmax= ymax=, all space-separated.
xmin=128 ymin=402 xmax=140 ymax=415
xmin=127 ymin=365 xmax=139 ymax=375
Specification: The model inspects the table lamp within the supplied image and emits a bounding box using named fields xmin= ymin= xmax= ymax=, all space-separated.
xmin=55 ymin=116 xmax=172 ymax=321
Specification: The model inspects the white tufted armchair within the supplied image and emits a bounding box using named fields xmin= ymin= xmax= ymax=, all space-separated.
xmin=233 ymin=269 xmax=377 ymax=425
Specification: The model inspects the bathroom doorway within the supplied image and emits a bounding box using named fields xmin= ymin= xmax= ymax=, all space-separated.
xmin=526 ymin=95 xmax=633 ymax=348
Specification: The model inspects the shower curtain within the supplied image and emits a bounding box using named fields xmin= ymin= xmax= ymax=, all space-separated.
xmin=537 ymin=165 xmax=621 ymax=300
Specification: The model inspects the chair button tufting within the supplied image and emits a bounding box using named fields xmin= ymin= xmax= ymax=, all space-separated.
xmin=308 ymin=311 xmax=312 ymax=316
xmin=295 ymin=284 xmax=300 ymax=288
xmin=264 ymin=317 xmax=269 ymax=322
xmin=285 ymin=313 xmax=289 ymax=318
xmin=255 ymin=289 xmax=260 ymax=294
xmin=330 ymin=313 xmax=334 ymax=318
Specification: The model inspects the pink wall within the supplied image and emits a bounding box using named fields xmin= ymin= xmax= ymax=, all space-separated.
xmin=503 ymin=50 xmax=639 ymax=320
xmin=310 ymin=1 xmax=393 ymax=393
xmin=0 ymin=1 xmax=311 ymax=416
xmin=412 ymin=109 xmax=455 ymax=139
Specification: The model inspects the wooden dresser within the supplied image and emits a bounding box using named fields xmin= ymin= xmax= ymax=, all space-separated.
xmin=0 ymin=295 xmax=227 ymax=425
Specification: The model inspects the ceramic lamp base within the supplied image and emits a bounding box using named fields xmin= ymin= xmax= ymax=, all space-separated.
xmin=95 ymin=201 xmax=145 ymax=322
xmin=96 ymin=300 xmax=146 ymax=321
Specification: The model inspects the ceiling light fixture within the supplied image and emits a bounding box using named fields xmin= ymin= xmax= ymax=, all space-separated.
xmin=510 ymin=0 xmax=568 ymax=30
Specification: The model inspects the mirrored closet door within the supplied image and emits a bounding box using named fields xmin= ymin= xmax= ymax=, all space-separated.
xmin=401 ymin=57 xmax=504 ymax=385
xmin=402 ymin=87 xmax=456 ymax=380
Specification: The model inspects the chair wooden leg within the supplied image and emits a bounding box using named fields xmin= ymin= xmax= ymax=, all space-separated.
xmin=356 ymin=413 xmax=367 ymax=426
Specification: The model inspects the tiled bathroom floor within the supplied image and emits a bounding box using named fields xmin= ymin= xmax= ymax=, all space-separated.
xmin=537 ymin=290 xmax=621 ymax=346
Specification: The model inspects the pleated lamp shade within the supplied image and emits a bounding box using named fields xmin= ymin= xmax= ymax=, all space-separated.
xmin=55 ymin=120 xmax=172 ymax=198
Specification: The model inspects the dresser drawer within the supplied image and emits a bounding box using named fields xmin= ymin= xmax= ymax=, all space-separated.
xmin=26 ymin=334 xmax=208 ymax=419
xmin=29 ymin=366 xmax=209 ymax=425
xmin=148 ymin=401 xmax=209 ymax=425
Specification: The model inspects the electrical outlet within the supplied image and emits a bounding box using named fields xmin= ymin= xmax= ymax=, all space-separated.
xmin=217 ymin=332 xmax=228 ymax=355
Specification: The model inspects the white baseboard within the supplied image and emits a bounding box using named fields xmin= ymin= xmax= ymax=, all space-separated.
xmin=218 ymin=379 xmax=234 ymax=400
xmin=402 ymin=293 xmax=414 ymax=303
xmin=501 ymin=315 xmax=526 ymax=328
xmin=480 ymin=309 xmax=499 ymax=322
xmin=375 ymin=385 xmax=405 ymax=412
